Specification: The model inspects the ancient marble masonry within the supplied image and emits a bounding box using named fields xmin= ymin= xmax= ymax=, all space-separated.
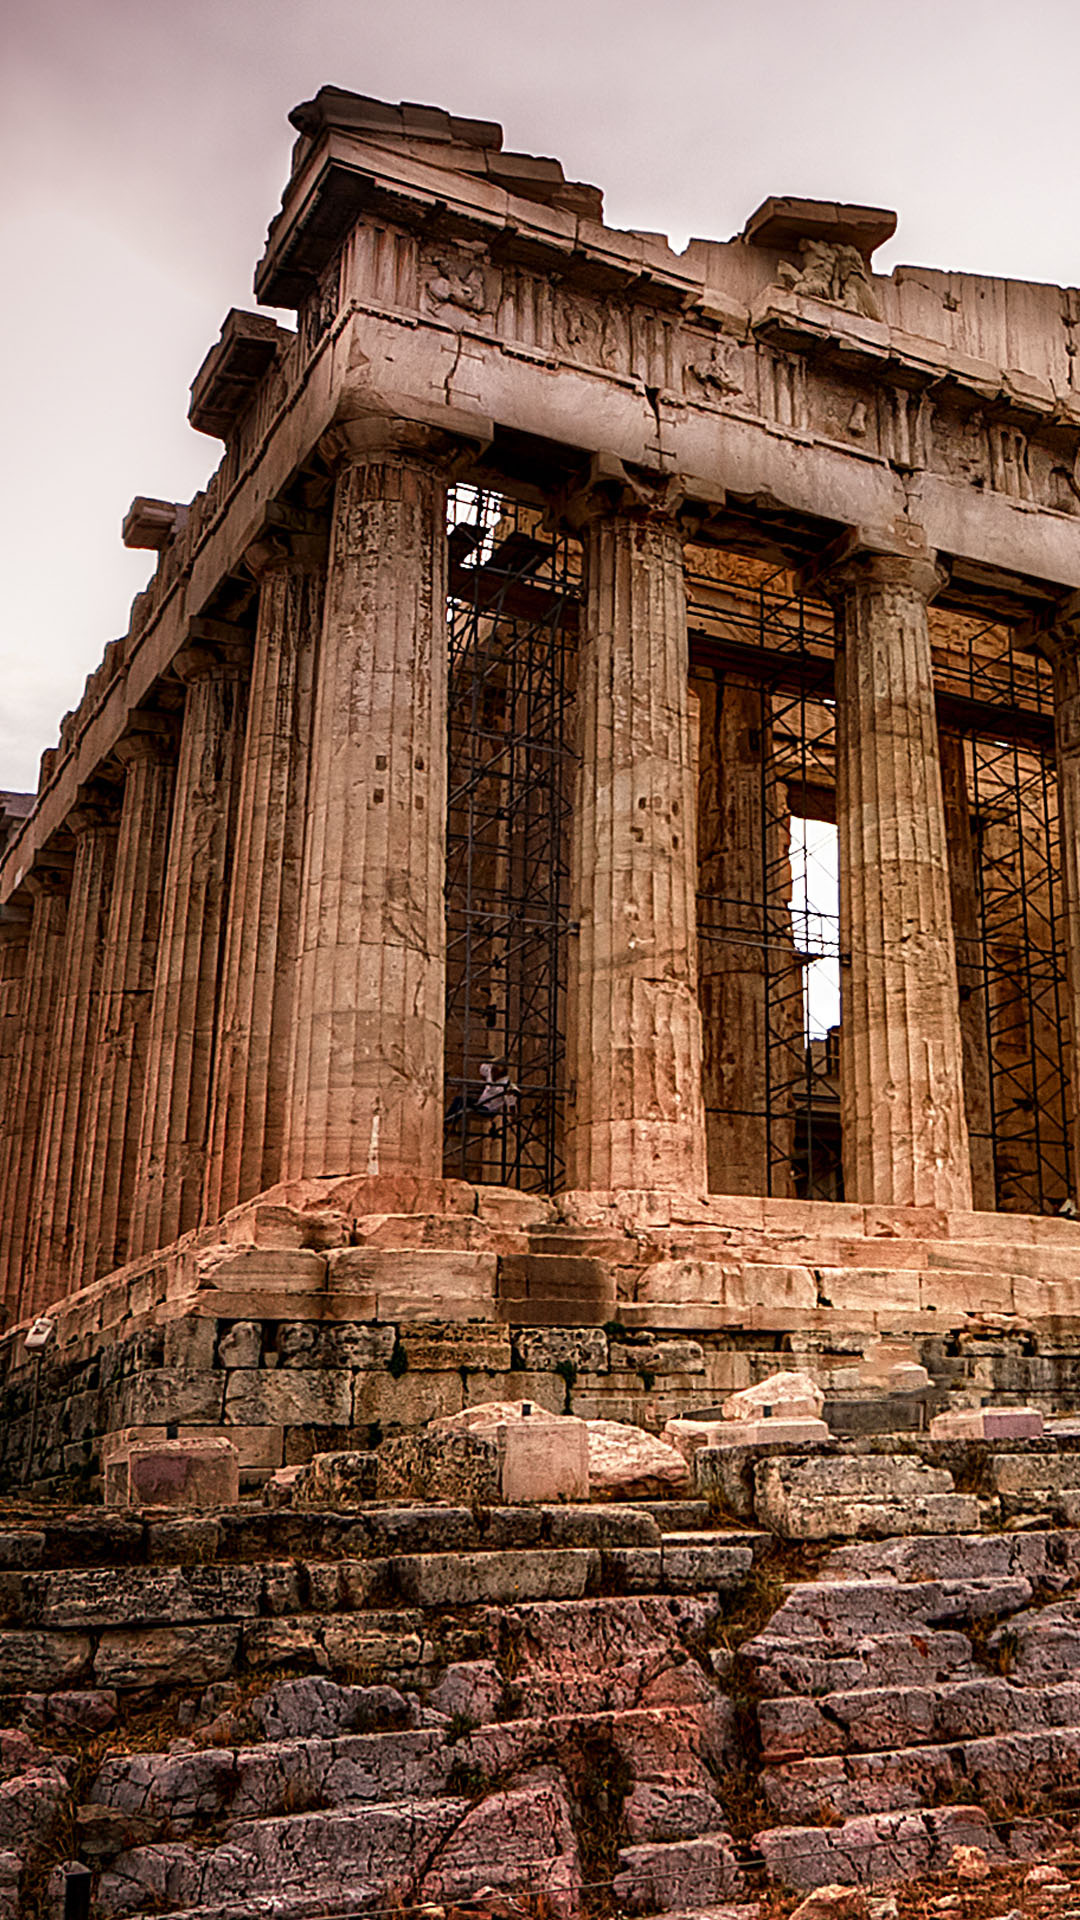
xmin=2 ymin=87 xmax=1080 ymax=1482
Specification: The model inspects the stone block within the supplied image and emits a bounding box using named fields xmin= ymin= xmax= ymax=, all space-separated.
xmin=354 ymin=1369 xmax=464 ymax=1431
xmin=222 ymin=1202 xmax=348 ymax=1249
xmin=587 ymin=1419 xmax=691 ymax=1496
xmin=393 ymin=1547 xmax=598 ymax=1606
xmin=276 ymin=1323 xmax=396 ymax=1369
xmin=217 ymin=1321 xmax=263 ymax=1368
xmin=498 ymin=1252 xmax=613 ymax=1302
xmin=0 ymin=1630 xmax=92 ymax=1689
xmin=122 ymin=1438 xmax=239 ymax=1510
xmin=162 ymin=1315 xmax=218 ymax=1370
xmin=292 ymin=1452 xmax=379 ymax=1507
xmin=669 ymin=1414 xmax=830 ymax=1454
xmin=224 ymin=1370 xmax=353 ymax=1427
xmin=475 ymin=1187 xmax=554 ymax=1228
xmin=464 ymin=1369 xmax=565 ymax=1415
xmin=178 ymin=1424 xmax=283 ymax=1468
xmin=94 ymin=1623 xmax=239 ymax=1687
xmin=376 ymin=1427 xmax=502 ymax=1504
xmin=993 ymin=1452 xmax=1080 ymax=1494
xmin=326 ymin=1245 xmax=496 ymax=1297
xmin=610 ymin=1339 xmax=705 ymax=1375
xmin=194 ymin=1245 xmax=328 ymax=1288
xmin=398 ymin=1322 xmax=512 ymax=1371
xmin=500 ymin=1414 xmax=589 ymax=1503
xmin=602 ymin=1546 xmax=663 ymax=1591
xmin=723 ymin=1370 xmax=824 ymax=1420
xmin=113 ymin=1369 xmax=225 ymax=1427
xmin=512 ymin=1327 xmax=609 ymax=1373
xmin=190 ymin=1288 xmax=379 ymax=1321
xmin=661 ymin=1538 xmax=753 ymax=1590
xmin=931 ymin=1406 xmax=1044 ymax=1441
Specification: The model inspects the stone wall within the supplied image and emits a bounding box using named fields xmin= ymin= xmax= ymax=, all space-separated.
xmin=7 ymin=1177 xmax=1080 ymax=1497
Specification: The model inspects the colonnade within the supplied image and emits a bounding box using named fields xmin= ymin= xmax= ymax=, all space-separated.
xmin=1 ymin=429 xmax=1077 ymax=1323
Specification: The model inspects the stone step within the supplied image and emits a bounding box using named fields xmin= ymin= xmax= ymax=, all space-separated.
xmin=0 ymin=1499 xmax=676 ymax=1573
xmin=758 ymin=1674 xmax=1080 ymax=1761
xmin=0 ymin=1583 xmax=736 ymax=1705
xmin=612 ymin=1835 xmax=746 ymax=1915
xmin=742 ymin=1627 xmax=977 ymax=1699
xmin=824 ymin=1525 xmax=1080 ymax=1588
xmin=991 ymin=1595 xmax=1080 ymax=1683
xmin=94 ymin=1795 xmax=472 ymax=1918
xmin=89 ymin=1701 xmax=730 ymax=1834
xmin=754 ymin=1803 xmax=1006 ymax=1889
xmin=762 ymin=1722 xmax=1080 ymax=1823
xmin=753 ymin=1454 xmax=980 ymax=1540
xmin=753 ymin=1572 xmax=1034 ymax=1640
xmin=741 ymin=1574 xmax=1034 ymax=1696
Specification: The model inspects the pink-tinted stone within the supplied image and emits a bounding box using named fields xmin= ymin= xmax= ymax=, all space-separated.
xmin=122 ymin=1438 xmax=239 ymax=1509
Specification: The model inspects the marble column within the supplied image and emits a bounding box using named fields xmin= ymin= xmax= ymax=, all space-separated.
xmin=23 ymin=806 xmax=119 ymax=1313
xmin=130 ymin=642 xmax=248 ymax=1254
xmin=565 ymin=471 xmax=706 ymax=1192
xmin=825 ymin=546 xmax=972 ymax=1209
xmin=0 ymin=871 xmax=69 ymax=1322
xmin=1045 ymin=595 xmax=1080 ymax=1201
xmin=74 ymin=721 xmax=176 ymax=1284
xmin=204 ymin=543 xmax=323 ymax=1217
xmin=938 ymin=725 xmax=996 ymax=1209
xmin=0 ymin=906 xmax=30 ymax=1111
xmin=693 ymin=665 xmax=800 ymax=1196
xmin=284 ymin=423 xmax=463 ymax=1183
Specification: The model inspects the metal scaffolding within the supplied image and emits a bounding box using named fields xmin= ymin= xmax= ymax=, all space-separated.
xmin=443 ymin=507 xmax=1071 ymax=1208
xmin=442 ymin=488 xmax=578 ymax=1192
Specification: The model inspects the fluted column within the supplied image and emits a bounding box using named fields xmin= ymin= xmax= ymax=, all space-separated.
xmin=0 ymin=871 xmax=69 ymax=1322
xmin=0 ymin=906 xmax=30 ymax=1111
xmin=825 ymin=546 xmax=971 ymax=1209
xmin=74 ymin=721 xmax=176 ymax=1283
xmin=938 ymin=725 xmax=995 ymax=1209
xmin=284 ymin=422 xmax=466 ymax=1182
xmin=693 ymin=666 xmax=800 ymax=1195
xmin=565 ymin=469 xmax=706 ymax=1192
xmin=0 ymin=905 xmax=31 ymax=1317
xmin=1045 ymin=596 xmax=1080 ymax=1201
xmin=24 ymin=806 xmax=119 ymax=1312
xmin=130 ymin=642 xmax=248 ymax=1253
xmin=204 ymin=542 xmax=323 ymax=1217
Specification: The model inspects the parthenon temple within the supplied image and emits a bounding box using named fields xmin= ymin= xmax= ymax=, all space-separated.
xmin=3 ymin=85 xmax=1080 ymax=1486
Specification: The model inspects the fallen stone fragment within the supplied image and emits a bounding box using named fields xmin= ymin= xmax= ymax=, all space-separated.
xmin=291 ymin=1452 xmax=379 ymax=1508
xmin=723 ymin=1370 xmax=824 ymax=1421
xmin=667 ymin=1414 xmax=829 ymax=1457
xmin=790 ymin=1887 xmax=871 ymax=1920
xmin=951 ymin=1844 xmax=992 ymax=1882
xmin=930 ymin=1407 xmax=1044 ymax=1441
xmin=586 ymin=1420 xmax=691 ymax=1497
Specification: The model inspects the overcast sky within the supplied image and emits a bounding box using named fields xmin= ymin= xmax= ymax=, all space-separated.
xmin=2 ymin=0 xmax=1078 ymax=793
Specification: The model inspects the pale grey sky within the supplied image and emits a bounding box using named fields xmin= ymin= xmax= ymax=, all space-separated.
xmin=2 ymin=0 xmax=1078 ymax=792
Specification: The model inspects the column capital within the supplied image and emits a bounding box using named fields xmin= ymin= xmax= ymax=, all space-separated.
xmin=558 ymin=454 xmax=701 ymax=535
xmin=1022 ymin=589 xmax=1080 ymax=660
xmin=66 ymin=800 xmax=118 ymax=839
xmin=802 ymin=528 xmax=946 ymax=608
xmin=23 ymin=859 xmax=72 ymax=899
xmin=243 ymin=527 xmax=327 ymax=581
xmin=174 ymin=624 xmax=251 ymax=684
xmin=113 ymin=712 xmax=178 ymax=769
xmin=0 ymin=902 xmax=32 ymax=938
xmin=319 ymin=404 xmax=491 ymax=475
